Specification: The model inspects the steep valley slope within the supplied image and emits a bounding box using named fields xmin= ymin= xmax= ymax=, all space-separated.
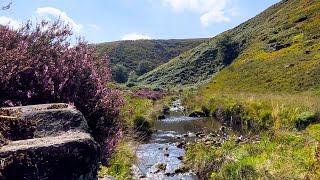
xmin=138 ymin=0 xmax=320 ymax=92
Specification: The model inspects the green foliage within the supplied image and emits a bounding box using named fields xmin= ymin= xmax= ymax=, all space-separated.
xmin=137 ymin=61 xmax=152 ymax=76
xmin=99 ymin=140 xmax=136 ymax=180
xmin=112 ymin=64 xmax=129 ymax=83
xmin=95 ymin=39 xmax=208 ymax=81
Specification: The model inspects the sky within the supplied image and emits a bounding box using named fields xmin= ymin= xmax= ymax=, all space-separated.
xmin=0 ymin=0 xmax=280 ymax=43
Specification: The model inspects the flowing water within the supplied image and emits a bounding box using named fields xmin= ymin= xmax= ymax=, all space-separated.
xmin=132 ymin=101 xmax=225 ymax=180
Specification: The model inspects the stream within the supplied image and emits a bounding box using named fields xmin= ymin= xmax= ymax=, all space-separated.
xmin=132 ymin=100 xmax=228 ymax=180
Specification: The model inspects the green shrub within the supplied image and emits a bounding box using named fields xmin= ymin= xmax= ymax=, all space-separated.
xmin=133 ymin=116 xmax=152 ymax=136
xmin=137 ymin=61 xmax=152 ymax=76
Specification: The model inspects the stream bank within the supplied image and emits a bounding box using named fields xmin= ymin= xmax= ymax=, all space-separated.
xmin=131 ymin=100 xmax=236 ymax=179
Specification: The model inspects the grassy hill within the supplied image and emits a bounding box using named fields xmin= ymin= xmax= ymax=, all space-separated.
xmin=178 ymin=1 xmax=320 ymax=178
xmin=95 ymin=39 xmax=208 ymax=81
xmin=138 ymin=0 xmax=320 ymax=91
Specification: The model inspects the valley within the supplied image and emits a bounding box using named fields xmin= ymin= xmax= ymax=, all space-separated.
xmin=98 ymin=0 xmax=320 ymax=179
xmin=1 ymin=0 xmax=320 ymax=179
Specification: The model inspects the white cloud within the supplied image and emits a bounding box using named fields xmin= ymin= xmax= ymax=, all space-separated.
xmin=36 ymin=7 xmax=83 ymax=33
xmin=162 ymin=0 xmax=233 ymax=26
xmin=122 ymin=33 xmax=151 ymax=40
xmin=163 ymin=0 xmax=227 ymax=13
xmin=0 ymin=16 xmax=20 ymax=29
xmin=200 ymin=11 xmax=230 ymax=26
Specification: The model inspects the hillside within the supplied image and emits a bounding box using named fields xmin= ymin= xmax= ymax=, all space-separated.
xmin=95 ymin=39 xmax=208 ymax=82
xmin=138 ymin=0 xmax=320 ymax=91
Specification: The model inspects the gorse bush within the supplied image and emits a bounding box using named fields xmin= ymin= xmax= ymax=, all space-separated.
xmin=0 ymin=21 xmax=124 ymax=164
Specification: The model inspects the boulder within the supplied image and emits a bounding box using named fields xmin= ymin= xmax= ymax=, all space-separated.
xmin=0 ymin=103 xmax=100 ymax=180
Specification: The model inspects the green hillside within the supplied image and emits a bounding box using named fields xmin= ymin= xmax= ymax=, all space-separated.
xmin=95 ymin=39 xmax=208 ymax=82
xmin=138 ymin=0 xmax=320 ymax=91
xmin=179 ymin=1 xmax=320 ymax=178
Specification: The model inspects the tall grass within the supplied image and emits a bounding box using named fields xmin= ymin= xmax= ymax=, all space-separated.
xmin=184 ymin=90 xmax=320 ymax=131
xmin=98 ymin=139 xmax=137 ymax=180
xmin=183 ymin=90 xmax=320 ymax=179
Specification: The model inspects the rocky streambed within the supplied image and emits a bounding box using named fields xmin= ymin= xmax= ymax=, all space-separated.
xmin=131 ymin=101 xmax=240 ymax=180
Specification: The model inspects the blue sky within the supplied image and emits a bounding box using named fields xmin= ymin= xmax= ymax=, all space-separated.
xmin=0 ymin=0 xmax=279 ymax=43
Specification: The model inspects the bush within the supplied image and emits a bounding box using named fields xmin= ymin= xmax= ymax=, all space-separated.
xmin=133 ymin=116 xmax=152 ymax=137
xmin=0 ymin=21 xmax=123 ymax=164
xmin=132 ymin=88 xmax=167 ymax=100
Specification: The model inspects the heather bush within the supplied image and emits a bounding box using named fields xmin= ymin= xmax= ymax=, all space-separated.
xmin=0 ymin=21 xmax=123 ymax=164
xmin=132 ymin=88 xmax=167 ymax=100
